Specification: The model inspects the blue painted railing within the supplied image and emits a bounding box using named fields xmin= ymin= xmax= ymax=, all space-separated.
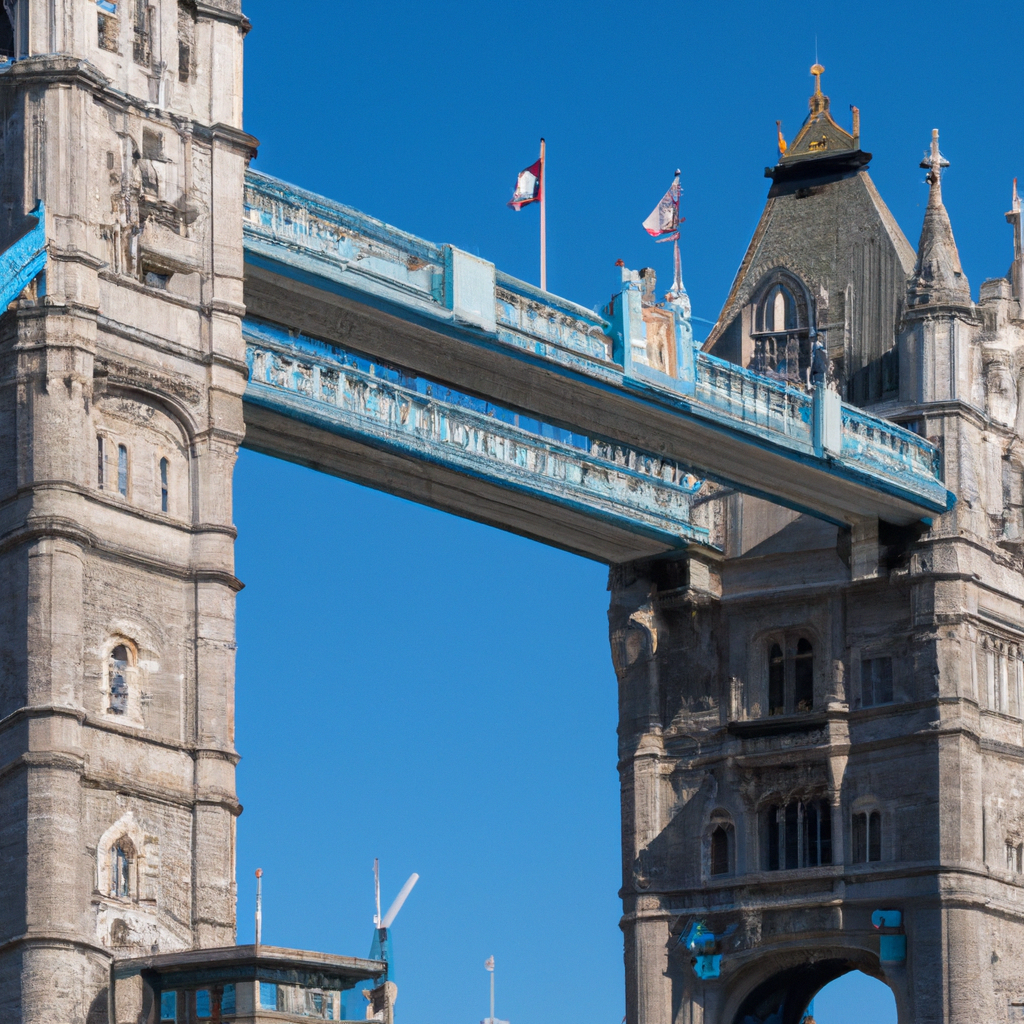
xmin=0 ymin=202 xmax=45 ymax=310
xmin=242 ymin=172 xmax=951 ymax=520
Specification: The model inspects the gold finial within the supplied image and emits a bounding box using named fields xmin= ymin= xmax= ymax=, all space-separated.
xmin=776 ymin=120 xmax=788 ymax=156
xmin=811 ymin=63 xmax=825 ymax=92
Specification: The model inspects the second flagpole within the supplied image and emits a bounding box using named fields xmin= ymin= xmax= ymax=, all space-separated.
xmin=539 ymin=138 xmax=546 ymax=292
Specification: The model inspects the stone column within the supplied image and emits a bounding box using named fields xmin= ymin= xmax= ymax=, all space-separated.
xmin=611 ymin=564 xmax=673 ymax=1024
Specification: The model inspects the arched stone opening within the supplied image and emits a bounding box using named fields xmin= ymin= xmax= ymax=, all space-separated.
xmin=730 ymin=958 xmax=893 ymax=1024
xmin=811 ymin=969 xmax=897 ymax=1022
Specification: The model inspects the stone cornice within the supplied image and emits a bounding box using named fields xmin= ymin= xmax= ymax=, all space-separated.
xmin=195 ymin=1 xmax=252 ymax=33
xmin=1 ymin=56 xmax=258 ymax=157
xmin=0 ymin=514 xmax=243 ymax=590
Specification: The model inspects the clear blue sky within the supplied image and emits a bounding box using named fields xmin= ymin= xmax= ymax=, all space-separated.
xmin=234 ymin=3 xmax=1022 ymax=1023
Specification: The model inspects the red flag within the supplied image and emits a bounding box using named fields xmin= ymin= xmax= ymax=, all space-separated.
xmin=508 ymin=159 xmax=542 ymax=210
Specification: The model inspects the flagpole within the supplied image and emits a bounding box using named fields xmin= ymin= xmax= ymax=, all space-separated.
xmin=539 ymin=137 xmax=547 ymax=292
xmin=672 ymin=170 xmax=682 ymax=295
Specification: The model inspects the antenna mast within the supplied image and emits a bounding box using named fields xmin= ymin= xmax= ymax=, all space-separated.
xmin=255 ymin=868 xmax=263 ymax=947
xmin=374 ymin=858 xmax=381 ymax=928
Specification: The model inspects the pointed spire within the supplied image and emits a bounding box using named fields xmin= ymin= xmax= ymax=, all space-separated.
xmin=909 ymin=129 xmax=971 ymax=308
xmin=1005 ymin=177 xmax=1022 ymax=301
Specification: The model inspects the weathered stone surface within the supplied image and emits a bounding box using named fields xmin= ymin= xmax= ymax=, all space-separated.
xmin=0 ymin=2 xmax=252 ymax=1021
xmin=619 ymin=96 xmax=1024 ymax=1022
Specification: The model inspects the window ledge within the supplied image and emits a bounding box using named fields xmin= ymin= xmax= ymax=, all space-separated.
xmin=728 ymin=712 xmax=831 ymax=738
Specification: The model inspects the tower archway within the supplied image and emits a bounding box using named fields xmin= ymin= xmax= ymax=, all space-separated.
xmin=726 ymin=953 xmax=900 ymax=1024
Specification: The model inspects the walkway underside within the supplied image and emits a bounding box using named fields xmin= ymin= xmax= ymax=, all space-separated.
xmin=241 ymin=171 xmax=952 ymax=563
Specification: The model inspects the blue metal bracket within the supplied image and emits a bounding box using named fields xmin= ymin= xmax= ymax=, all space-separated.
xmin=872 ymin=909 xmax=906 ymax=963
xmin=680 ymin=920 xmax=737 ymax=979
xmin=0 ymin=202 xmax=45 ymax=311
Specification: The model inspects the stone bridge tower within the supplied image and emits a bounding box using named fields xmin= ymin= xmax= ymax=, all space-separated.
xmin=613 ymin=82 xmax=1024 ymax=1024
xmin=0 ymin=2 xmax=254 ymax=1021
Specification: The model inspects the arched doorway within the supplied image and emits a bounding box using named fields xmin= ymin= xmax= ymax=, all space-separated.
xmin=809 ymin=970 xmax=897 ymax=1023
xmin=732 ymin=960 xmax=896 ymax=1024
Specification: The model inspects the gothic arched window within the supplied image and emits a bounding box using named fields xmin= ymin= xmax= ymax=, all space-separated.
xmin=710 ymin=824 xmax=732 ymax=875
xmin=762 ymin=283 xmax=799 ymax=334
xmin=794 ymin=638 xmax=814 ymax=711
xmin=111 ymin=840 xmax=133 ymax=898
xmin=109 ymin=642 xmax=134 ymax=714
xmin=852 ymin=810 xmax=882 ymax=863
xmin=767 ymin=798 xmax=832 ymax=870
xmin=768 ymin=644 xmax=785 ymax=716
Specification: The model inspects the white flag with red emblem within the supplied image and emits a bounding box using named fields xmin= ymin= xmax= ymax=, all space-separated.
xmin=643 ymin=171 xmax=682 ymax=241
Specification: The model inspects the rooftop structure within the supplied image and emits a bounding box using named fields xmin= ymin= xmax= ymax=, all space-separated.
xmin=112 ymin=945 xmax=387 ymax=1024
xmin=705 ymin=66 xmax=916 ymax=405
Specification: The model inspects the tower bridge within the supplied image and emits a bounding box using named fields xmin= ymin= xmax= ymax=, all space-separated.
xmin=0 ymin=3 xmax=1020 ymax=1023
xmin=240 ymin=169 xmax=948 ymax=563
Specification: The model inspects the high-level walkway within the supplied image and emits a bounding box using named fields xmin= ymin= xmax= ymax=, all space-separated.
xmin=239 ymin=171 xmax=951 ymax=563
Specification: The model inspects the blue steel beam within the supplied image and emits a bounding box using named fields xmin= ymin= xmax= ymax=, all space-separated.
xmin=243 ymin=318 xmax=711 ymax=555
xmin=242 ymin=171 xmax=953 ymax=530
xmin=0 ymin=202 xmax=45 ymax=310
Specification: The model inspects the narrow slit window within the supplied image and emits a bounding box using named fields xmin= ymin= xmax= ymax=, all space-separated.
xmin=111 ymin=842 xmax=131 ymax=897
xmin=767 ymin=805 xmax=780 ymax=870
xmin=853 ymin=812 xmax=867 ymax=863
xmin=160 ymin=457 xmax=169 ymax=512
xmin=868 ymin=811 xmax=882 ymax=862
xmin=768 ymin=643 xmax=785 ymax=716
xmin=804 ymin=801 xmax=819 ymax=866
xmin=794 ymin=638 xmax=814 ymax=711
xmin=784 ymin=801 xmax=799 ymax=869
xmin=819 ymin=801 xmax=833 ymax=865
xmin=117 ymin=444 xmax=128 ymax=497
xmin=109 ymin=643 xmax=130 ymax=713
xmin=97 ymin=436 xmax=105 ymax=488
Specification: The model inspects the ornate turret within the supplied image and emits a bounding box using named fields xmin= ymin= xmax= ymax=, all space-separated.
xmin=908 ymin=129 xmax=971 ymax=307
xmin=767 ymin=65 xmax=870 ymax=187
